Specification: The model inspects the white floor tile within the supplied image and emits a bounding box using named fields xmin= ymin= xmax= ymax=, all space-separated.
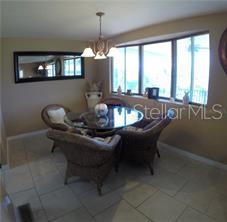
xmin=68 ymin=178 xmax=94 ymax=195
xmin=206 ymin=192 xmax=227 ymax=222
xmin=105 ymin=164 xmax=145 ymax=191
xmin=79 ymin=187 xmax=121 ymax=216
xmin=34 ymin=170 xmax=65 ymax=195
xmin=3 ymin=164 xmax=34 ymax=194
xmin=40 ymin=187 xmax=81 ymax=220
xmin=95 ymin=200 xmax=149 ymax=222
xmin=51 ymin=150 xmax=67 ymax=165
xmin=24 ymin=134 xmax=53 ymax=161
xmin=8 ymin=139 xmax=27 ymax=168
xmin=138 ymin=191 xmax=186 ymax=222
xmin=33 ymin=210 xmax=48 ymax=222
xmin=141 ymin=167 xmax=187 ymax=196
xmin=122 ymin=183 xmax=157 ymax=207
xmin=55 ymin=162 xmax=67 ymax=176
xmin=10 ymin=188 xmax=42 ymax=213
xmin=29 ymin=156 xmax=58 ymax=179
xmin=157 ymin=151 xmax=189 ymax=173
xmin=51 ymin=150 xmax=67 ymax=176
xmin=52 ymin=206 xmax=94 ymax=222
xmin=177 ymin=160 xmax=202 ymax=180
xmin=214 ymin=170 xmax=227 ymax=195
xmin=177 ymin=207 xmax=216 ymax=222
xmin=175 ymin=178 xmax=217 ymax=213
xmin=196 ymin=164 xmax=221 ymax=182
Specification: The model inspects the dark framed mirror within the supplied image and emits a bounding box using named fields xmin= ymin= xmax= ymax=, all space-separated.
xmin=14 ymin=51 xmax=85 ymax=83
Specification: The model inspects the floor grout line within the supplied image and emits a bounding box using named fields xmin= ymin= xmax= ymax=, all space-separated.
xmin=66 ymin=182 xmax=96 ymax=219
xmin=135 ymin=188 xmax=160 ymax=209
xmin=123 ymin=196 xmax=157 ymax=222
xmin=173 ymin=204 xmax=188 ymax=222
xmin=92 ymin=198 xmax=123 ymax=218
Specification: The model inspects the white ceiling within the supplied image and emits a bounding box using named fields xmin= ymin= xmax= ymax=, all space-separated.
xmin=1 ymin=1 xmax=227 ymax=40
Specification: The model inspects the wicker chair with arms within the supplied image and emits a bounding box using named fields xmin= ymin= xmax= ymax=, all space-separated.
xmin=117 ymin=111 xmax=173 ymax=175
xmin=41 ymin=104 xmax=81 ymax=152
xmin=132 ymin=109 xmax=174 ymax=158
xmin=47 ymin=130 xmax=121 ymax=195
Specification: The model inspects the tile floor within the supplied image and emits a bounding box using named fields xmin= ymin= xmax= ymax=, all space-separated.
xmin=1 ymin=132 xmax=227 ymax=222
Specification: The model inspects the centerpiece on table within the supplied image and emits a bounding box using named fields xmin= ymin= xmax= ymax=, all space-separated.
xmin=95 ymin=103 xmax=108 ymax=117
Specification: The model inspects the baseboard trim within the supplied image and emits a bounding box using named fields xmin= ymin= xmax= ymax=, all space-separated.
xmin=7 ymin=129 xmax=48 ymax=142
xmin=158 ymin=141 xmax=227 ymax=171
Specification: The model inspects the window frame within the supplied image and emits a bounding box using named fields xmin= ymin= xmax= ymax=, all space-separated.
xmin=111 ymin=31 xmax=210 ymax=105
xmin=63 ymin=57 xmax=82 ymax=76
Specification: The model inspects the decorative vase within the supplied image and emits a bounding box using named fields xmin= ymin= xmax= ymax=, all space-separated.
xmin=95 ymin=103 xmax=108 ymax=117
xmin=117 ymin=86 xmax=122 ymax=95
xmin=85 ymin=92 xmax=102 ymax=109
xmin=183 ymin=92 xmax=189 ymax=105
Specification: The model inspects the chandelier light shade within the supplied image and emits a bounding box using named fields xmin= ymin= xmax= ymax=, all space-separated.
xmin=38 ymin=65 xmax=44 ymax=70
xmin=81 ymin=47 xmax=95 ymax=57
xmin=81 ymin=12 xmax=117 ymax=59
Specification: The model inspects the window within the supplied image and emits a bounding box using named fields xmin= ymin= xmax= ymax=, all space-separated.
xmin=112 ymin=32 xmax=210 ymax=105
xmin=64 ymin=57 xmax=82 ymax=76
xmin=19 ymin=70 xmax=24 ymax=78
xmin=113 ymin=46 xmax=139 ymax=93
xmin=176 ymin=34 xmax=210 ymax=104
xmin=46 ymin=63 xmax=55 ymax=77
xmin=143 ymin=42 xmax=172 ymax=98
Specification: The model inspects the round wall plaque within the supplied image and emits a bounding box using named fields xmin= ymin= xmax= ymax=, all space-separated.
xmin=219 ymin=28 xmax=227 ymax=74
xmin=55 ymin=58 xmax=62 ymax=76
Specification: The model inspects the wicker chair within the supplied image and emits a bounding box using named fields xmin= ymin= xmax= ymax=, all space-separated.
xmin=47 ymin=130 xmax=121 ymax=195
xmin=132 ymin=114 xmax=164 ymax=158
xmin=101 ymin=96 xmax=131 ymax=107
xmin=117 ymin=113 xmax=172 ymax=175
xmin=41 ymin=104 xmax=81 ymax=152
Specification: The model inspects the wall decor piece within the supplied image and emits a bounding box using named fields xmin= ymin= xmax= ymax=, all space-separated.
xmin=219 ymin=28 xmax=227 ymax=74
xmin=14 ymin=51 xmax=84 ymax=83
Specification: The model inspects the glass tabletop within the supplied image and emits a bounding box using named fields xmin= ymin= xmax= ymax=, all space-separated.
xmin=65 ymin=106 xmax=144 ymax=130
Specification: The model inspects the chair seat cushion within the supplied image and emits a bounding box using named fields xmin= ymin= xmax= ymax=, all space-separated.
xmin=78 ymin=128 xmax=89 ymax=136
xmin=47 ymin=108 xmax=66 ymax=125
xmin=123 ymin=126 xmax=143 ymax=132
xmin=93 ymin=136 xmax=112 ymax=144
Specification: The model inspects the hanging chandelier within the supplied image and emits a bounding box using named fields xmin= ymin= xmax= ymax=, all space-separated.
xmin=81 ymin=12 xmax=117 ymax=59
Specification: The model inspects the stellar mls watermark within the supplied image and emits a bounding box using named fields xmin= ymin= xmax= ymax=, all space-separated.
xmin=134 ymin=104 xmax=224 ymax=120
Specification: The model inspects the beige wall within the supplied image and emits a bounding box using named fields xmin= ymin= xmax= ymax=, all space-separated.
xmin=97 ymin=12 xmax=227 ymax=164
xmin=1 ymin=1 xmax=7 ymax=164
xmin=1 ymin=37 xmax=7 ymax=164
xmin=2 ymin=38 xmax=97 ymax=137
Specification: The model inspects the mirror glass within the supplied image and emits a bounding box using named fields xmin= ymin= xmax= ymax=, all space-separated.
xmin=14 ymin=52 xmax=84 ymax=83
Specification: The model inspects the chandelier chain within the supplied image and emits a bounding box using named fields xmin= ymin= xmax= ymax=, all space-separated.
xmin=99 ymin=14 xmax=102 ymax=38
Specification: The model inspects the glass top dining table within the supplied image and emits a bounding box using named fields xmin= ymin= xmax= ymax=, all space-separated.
xmin=64 ymin=106 xmax=144 ymax=131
